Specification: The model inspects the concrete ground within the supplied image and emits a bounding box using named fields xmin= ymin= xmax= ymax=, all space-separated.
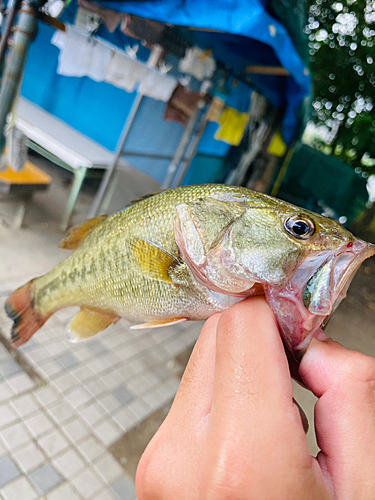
xmin=0 ymin=153 xmax=375 ymax=497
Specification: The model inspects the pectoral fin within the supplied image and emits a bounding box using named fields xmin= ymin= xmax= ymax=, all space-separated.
xmin=130 ymin=317 xmax=188 ymax=330
xmin=132 ymin=238 xmax=180 ymax=284
xmin=67 ymin=307 xmax=120 ymax=342
xmin=60 ymin=215 xmax=107 ymax=250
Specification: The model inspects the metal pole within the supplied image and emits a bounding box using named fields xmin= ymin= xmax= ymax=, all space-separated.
xmin=161 ymin=111 xmax=199 ymax=189
xmin=0 ymin=0 xmax=43 ymax=152
xmin=171 ymin=106 xmax=210 ymax=188
xmin=0 ymin=0 xmax=22 ymax=75
xmin=225 ymin=121 xmax=268 ymax=186
xmin=88 ymin=91 xmax=143 ymax=218
xmin=89 ymin=45 xmax=163 ymax=218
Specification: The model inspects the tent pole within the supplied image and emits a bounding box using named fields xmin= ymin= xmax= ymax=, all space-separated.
xmin=161 ymin=111 xmax=199 ymax=189
xmin=88 ymin=91 xmax=143 ymax=218
xmin=171 ymin=105 xmax=210 ymax=188
xmin=89 ymin=45 xmax=163 ymax=218
xmin=270 ymin=143 xmax=296 ymax=197
xmin=0 ymin=0 xmax=23 ymax=76
xmin=0 ymin=0 xmax=44 ymax=152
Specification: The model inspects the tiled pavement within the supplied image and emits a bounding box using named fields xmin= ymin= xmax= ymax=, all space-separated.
xmin=0 ymin=293 xmax=201 ymax=500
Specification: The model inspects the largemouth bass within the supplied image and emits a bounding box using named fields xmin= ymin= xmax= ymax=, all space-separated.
xmin=5 ymin=185 xmax=375 ymax=354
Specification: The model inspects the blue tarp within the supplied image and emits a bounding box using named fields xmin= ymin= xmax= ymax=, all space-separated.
xmin=21 ymin=22 xmax=231 ymax=184
xmin=94 ymin=0 xmax=311 ymax=143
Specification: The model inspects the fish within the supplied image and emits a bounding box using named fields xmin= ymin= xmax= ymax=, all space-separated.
xmin=5 ymin=184 xmax=375 ymax=355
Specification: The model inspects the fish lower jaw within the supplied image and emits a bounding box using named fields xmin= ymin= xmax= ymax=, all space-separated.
xmin=265 ymin=285 xmax=326 ymax=355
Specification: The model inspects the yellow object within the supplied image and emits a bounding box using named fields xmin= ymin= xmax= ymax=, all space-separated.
xmin=132 ymin=237 xmax=177 ymax=284
xmin=268 ymin=131 xmax=287 ymax=157
xmin=68 ymin=307 xmax=120 ymax=342
xmin=214 ymin=107 xmax=248 ymax=146
xmin=0 ymin=161 xmax=51 ymax=185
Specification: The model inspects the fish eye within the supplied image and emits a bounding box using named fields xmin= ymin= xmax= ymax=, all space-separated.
xmin=284 ymin=215 xmax=315 ymax=240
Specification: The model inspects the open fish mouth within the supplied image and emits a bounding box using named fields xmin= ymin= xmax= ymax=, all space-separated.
xmin=265 ymin=239 xmax=375 ymax=356
xmin=297 ymin=239 xmax=375 ymax=351
xmin=304 ymin=240 xmax=375 ymax=315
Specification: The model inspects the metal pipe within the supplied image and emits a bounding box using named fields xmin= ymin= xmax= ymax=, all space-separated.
xmin=89 ymin=45 xmax=164 ymax=217
xmin=171 ymin=106 xmax=210 ymax=188
xmin=121 ymin=151 xmax=180 ymax=161
xmin=88 ymin=91 xmax=143 ymax=218
xmin=0 ymin=0 xmax=23 ymax=75
xmin=161 ymin=112 xmax=199 ymax=189
xmin=0 ymin=0 xmax=44 ymax=152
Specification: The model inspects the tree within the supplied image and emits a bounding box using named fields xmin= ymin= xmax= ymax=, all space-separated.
xmin=307 ymin=0 xmax=375 ymax=178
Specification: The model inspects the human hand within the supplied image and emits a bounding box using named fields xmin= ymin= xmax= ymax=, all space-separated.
xmin=136 ymin=298 xmax=375 ymax=499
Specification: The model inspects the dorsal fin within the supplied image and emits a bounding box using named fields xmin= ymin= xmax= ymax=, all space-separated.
xmin=60 ymin=215 xmax=107 ymax=250
xmin=126 ymin=189 xmax=169 ymax=208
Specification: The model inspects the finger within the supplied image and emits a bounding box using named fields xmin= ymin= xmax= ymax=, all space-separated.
xmin=284 ymin=328 xmax=329 ymax=389
xmin=300 ymin=338 xmax=375 ymax=498
xmin=209 ymin=297 xmax=309 ymax=454
xmin=136 ymin=316 xmax=221 ymax=500
xmin=168 ymin=313 xmax=220 ymax=427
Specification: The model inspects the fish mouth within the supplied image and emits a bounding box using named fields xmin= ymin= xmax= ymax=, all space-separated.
xmin=265 ymin=239 xmax=375 ymax=356
xmin=297 ymin=239 xmax=375 ymax=352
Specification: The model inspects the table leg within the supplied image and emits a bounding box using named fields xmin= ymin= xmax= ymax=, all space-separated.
xmin=60 ymin=166 xmax=87 ymax=232
xmin=88 ymin=166 xmax=113 ymax=219
xmin=12 ymin=198 xmax=26 ymax=230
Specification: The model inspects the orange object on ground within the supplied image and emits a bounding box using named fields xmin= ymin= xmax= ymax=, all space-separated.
xmin=0 ymin=161 xmax=51 ymax=186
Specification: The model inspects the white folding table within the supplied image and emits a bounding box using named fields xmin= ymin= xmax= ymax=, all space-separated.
xmin=15 ymin=97 xmax=116 ymax=230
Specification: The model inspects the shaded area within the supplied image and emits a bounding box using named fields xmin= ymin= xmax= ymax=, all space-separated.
xmin=110 ymin=403 xmax=171 ymax=480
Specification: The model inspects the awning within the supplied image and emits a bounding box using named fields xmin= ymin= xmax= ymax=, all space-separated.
xmin=91 ymin=0 xmax=311 ymax=143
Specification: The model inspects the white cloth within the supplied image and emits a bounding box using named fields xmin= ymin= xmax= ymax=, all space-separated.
xmin=179 ymin=47 xmax=216 ymax=81
xmin=51 ymin=25 xmax=177 ymax=99
xmin=51 ymin=25 xmax=112 ymax=82
xmin=138 ymin=70 xmax=177 ymax=101
xmin=105 ymin=51 xmax=147 ymax=92
xmin=51 ymin=29 xmax=66 ymax=50
xmin=89 ymin=41 xmax=113 ymax=81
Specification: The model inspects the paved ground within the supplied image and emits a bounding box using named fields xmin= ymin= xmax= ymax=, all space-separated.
xmin=0 ymin=293 xmax=200 ymax=500
xmin=0 ymin=157 xmax=198 ymax=500
xmin=0 ymin=153 xmax=375 ymax=498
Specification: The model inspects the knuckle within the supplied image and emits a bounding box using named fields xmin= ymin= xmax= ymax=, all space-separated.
xmin=349 ymin=352 xmax=375 ymax=384
xmin=136 ymin=432 xmax=171 ymax=500
xmin=136 ymin=439 xmax=160 ymax=500
xmin=136 ymin=422 xmax=189 ymax=500
xmin=205 ymin=446 xmax=248 ymax=500
xmin=208 ymin=483 xmax=244 ymax=500
xmin=361 ymin=356 xmax=375 ymax=384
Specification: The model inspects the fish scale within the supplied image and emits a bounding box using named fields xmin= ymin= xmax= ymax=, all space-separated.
xmin=5 ymin=184 xmax=375 ymax=353
xmin=34 ymin=185 xmax=248 ymax=321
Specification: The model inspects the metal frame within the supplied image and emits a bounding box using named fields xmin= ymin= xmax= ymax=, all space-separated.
xmin=27 ymin=140 xmax=89 ymax=231
xmin=0 ymin=0 xmax=46 ymax=151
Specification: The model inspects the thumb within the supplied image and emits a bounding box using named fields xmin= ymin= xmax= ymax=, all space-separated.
xmin=300 ymin=338 xmax=375 ymax=499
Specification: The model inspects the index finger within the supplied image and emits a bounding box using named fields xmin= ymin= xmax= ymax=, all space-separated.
xmin=209 ymin=297 xmax=310 ymax=457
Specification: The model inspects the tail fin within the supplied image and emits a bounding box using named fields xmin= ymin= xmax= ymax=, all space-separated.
xmin=5 ymin=280 xmax=48 ymax=347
